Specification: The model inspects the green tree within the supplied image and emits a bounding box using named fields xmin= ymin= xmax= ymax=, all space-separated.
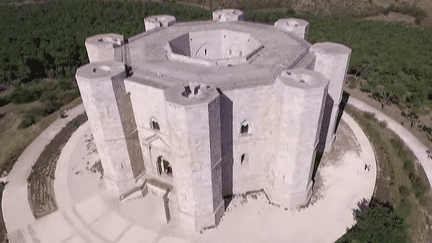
xmin=337 ymin=198 xmax=409 ymax=243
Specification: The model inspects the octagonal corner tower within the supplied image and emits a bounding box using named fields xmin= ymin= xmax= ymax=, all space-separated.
xmin=75 ymin=9 xmax=351 ymax=231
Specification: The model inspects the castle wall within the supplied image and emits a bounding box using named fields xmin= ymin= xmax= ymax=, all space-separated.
xmin=76 ymin=14 xmax=351 ymax=232
xmin=85 ymin=34 xmax=125 ymax=64
xmin=267 ymin=69 xmax=328 ymax=208
xmin=310 ymin=43 xmax=351 ymax=153
xmin=124 ymin=79 xmax=171 ymax=176
xmin=164 ymin=85 xmax=224 ymax=231
xmin=76 ymin=61 xmax=135 ymax=195
xmin=222 ymin=83 xmax=278 ymax=194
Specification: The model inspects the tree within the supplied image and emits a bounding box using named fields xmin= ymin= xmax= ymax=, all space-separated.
xmin=336 ymin=198 xmax=409 ymax=243
xmin=372 ymin=85 xmax=393 ymax=109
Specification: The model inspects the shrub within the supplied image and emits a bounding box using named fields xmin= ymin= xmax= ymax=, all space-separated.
xmin=0 ymin=95 xmax=10 ymax=107
xmin=390 ymin=137 xmax=404 ymax=149
xmin=412 ymin=180 xmax=428 ymax=198
xmin=360 ymin=84 xmax=372 ymax=93
xmin=338 ymin=198 xmax=409 ymax=243
xmin=403 ymin=160 xmax=414 ymax=173
xmin=60 ymin=89 xmax=79 ymax=105
xmin=363 ymin=111 xmax=375 ymax=119
xmin=18 ymin=114 xmax=37 ymax=129
xmin=399 ymin=185 xmax=410 ymax=196
xmin=398 ymin=198 xmax=411 ymax=216
xmin=11 ymin=86 xmax=42 ymax=104
xmin=408 ymin=172 xmax=416 ymax=182
xmin=348 ymin=81 xmax=357 ymax=89
xmin=0 ymin=113 xmax=5 ymax=119
xmin=379 ymin=120 xmax=387 ymax=128
xmin=27 ymin=106 xmax=50 ymax=117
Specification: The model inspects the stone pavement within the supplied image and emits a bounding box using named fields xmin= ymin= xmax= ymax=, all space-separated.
xmin=347 ymin=97 xmax=432 ymax=185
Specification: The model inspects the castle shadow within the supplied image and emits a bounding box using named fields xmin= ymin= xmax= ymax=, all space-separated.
xmin=312 ymin=90 xmax=350 ymax=182
xmin=218 ymin=89 xmax=234 ymax=209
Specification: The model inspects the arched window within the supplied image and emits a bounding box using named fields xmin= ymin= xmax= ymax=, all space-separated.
xmin=240 ymin=120 xmax=250 ymax=135
xmin=150 ymin=117 xmax=160 ymax=131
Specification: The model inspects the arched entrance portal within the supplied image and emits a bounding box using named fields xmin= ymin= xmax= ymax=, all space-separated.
xmin=157 ymin=156 xmax=172 ymax=176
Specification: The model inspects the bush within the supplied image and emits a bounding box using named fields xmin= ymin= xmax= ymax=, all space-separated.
xmin=27 ymin=106 xmax=50 ymax=117
xmin=0 ymin=113 xmax=5 ymax=119
xmin=390 ymin=137 xmax=404 ymax=149
xmin=403 ymin=160 xmax=414 ymax=173
xmin=338 ymin=198 xmax=408 ymax=243
xmin=348 ymin=81 xmax=357 ymax=89
xmin=379 ymin=120 xmax=387 ymax=128
xmin=0 ymin=96 xmax=9 ymax=107
xmin=360 ymin=84 xmax=372 ymax=93
xmin=363 ymin=111 xmax=375 ymax=119
xmin=399 ymin=185 xmax=410 ymax=196
xmin=18 ymin=114 xmax=37 ymax=129
xmin=60 ymin=89 xmax=79 ymax=104
xmin=11 ymin=86 xmax=42 ymax=104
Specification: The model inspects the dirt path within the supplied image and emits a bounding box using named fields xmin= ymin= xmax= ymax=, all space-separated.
xmin=416 ymin=0 xmax=432 ymax=28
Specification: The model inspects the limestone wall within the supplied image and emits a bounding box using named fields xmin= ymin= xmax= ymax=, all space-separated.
xmin=267 ymin=69 xmax=328 ymax=208
xmin=124 ymin=79 xmax=171 ymax=175
xmin=76 ymin=61 xmax=135 ymax=195
xmin=310 ymin=42 xmax=351 ymax=152
xmin=222 ymin=83 xmax=278 ymax=194
xmin=164 ymin=84 xmax=224 ymax=231
xmin=85 ymin=34 xmax=124 ymax=63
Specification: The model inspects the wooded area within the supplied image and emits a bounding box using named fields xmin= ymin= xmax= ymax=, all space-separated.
xmin=0 ymin=0 xmax=431 ymax=111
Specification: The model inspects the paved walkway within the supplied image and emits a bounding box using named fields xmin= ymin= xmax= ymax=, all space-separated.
xmin=347 ymin=97 xmax=432 ymax=185
xmin=2 ymin=104 xmax=85 ymax=234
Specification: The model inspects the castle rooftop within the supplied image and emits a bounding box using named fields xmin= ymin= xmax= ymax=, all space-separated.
xmin=127 ymin=20 xmax=310 ymax=90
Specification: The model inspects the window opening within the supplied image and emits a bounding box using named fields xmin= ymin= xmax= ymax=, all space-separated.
xmin=157 ymin=156 xmax=172 ymax=176
xmin=240 ymin=153 xmax=248 ymax=165
xmin=240 ymin=121 xmax=249 ymax=134
xmin=151 ymin=117 xmax=160 ymax=130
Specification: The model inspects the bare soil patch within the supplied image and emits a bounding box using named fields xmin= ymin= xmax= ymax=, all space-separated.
xmin=364 ymin=11 xmax=416 ymax=24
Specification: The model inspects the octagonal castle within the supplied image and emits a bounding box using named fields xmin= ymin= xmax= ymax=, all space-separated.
xmin=76 ymin=9 xmax=351 ymax=232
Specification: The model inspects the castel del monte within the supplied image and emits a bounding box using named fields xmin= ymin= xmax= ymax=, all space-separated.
xmin=75 ymin=9 xmax=351 ymax=232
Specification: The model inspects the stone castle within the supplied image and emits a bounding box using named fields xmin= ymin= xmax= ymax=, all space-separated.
xmin=75 ymin=9 xmax=351 ymax=232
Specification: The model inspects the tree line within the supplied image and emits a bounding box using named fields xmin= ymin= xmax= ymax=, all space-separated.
xmin=0 ymin=1 xmax=431 ymax=110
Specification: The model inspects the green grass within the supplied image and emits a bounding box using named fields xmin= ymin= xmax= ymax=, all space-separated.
xmin=344 ymin=105 xmax=432 ymax=242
